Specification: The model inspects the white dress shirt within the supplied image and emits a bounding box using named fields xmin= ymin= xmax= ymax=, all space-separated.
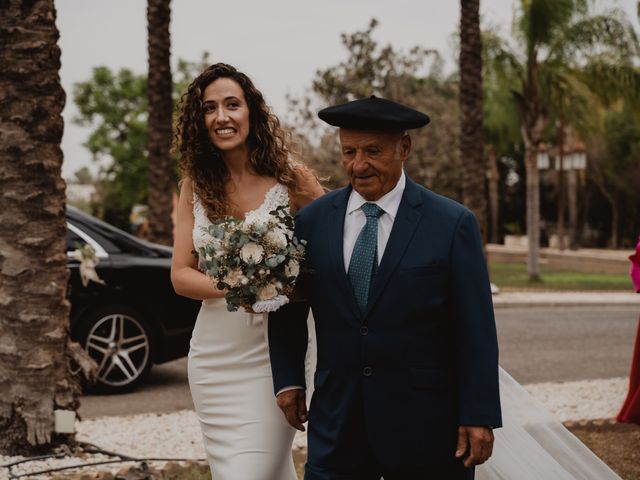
xmin=343 ymin=170 xmax=406 ymax=271
xmin=277 ymin=172 xmax=406 ymax=397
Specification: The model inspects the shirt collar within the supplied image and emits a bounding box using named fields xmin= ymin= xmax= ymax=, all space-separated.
xmin=346 ymin=170 xmax=406 ymax=219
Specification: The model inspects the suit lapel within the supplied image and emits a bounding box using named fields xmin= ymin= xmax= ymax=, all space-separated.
xmin=365 ymin=178 xmax=422 ymax=318
xmin=328 ymin=185 xmax=362 ymax=322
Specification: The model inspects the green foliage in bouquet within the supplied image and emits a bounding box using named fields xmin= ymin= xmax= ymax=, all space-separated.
xmin=198 ymin=205 xmax=306 ymax=312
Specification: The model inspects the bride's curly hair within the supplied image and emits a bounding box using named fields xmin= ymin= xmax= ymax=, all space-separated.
xmin=174 ymin=63 xmax=303 ymax=220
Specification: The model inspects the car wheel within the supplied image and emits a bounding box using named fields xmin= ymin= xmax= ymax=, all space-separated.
xmin=77 ymin=305 xmax=154 ymax=394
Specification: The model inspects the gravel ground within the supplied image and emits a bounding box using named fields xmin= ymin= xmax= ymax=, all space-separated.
xmin=0 ymin=377 xmax=630 ymax=479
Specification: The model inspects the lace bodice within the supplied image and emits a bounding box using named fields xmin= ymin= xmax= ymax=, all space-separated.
xmin=192 ymin=183 xmax=290 ymax=252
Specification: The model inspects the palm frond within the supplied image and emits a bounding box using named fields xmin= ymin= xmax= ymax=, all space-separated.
xmin=547 ymin=11 xmax=639 ymax=63
xmin=482 ymin=30 xmax=525 ymax=88
xmin=539 ymin=65 xmax=601 ymax=134
xmin=517 ymin=0 xmax=575 ymax=49
xmin=579 ymin=59 xmax=640 ymax=106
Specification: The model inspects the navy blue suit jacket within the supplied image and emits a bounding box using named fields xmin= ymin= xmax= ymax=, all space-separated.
xmin=269 ymin=176 xmax=501 ymax=469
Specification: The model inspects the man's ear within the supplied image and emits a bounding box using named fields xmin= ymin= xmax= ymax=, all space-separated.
xmin=399 ymin=134 xmax=412 ymax=160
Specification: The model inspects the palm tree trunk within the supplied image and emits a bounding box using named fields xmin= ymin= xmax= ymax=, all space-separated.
xmin=146 ymin=0 xmax=174 ymax=246
xmin=568 ymin=169 xmax=579 ymax=249
xmin=0 ymin=0 xmax=80 ymax=454
xmin=459 ymin=0 xmax=487 ymax=242
xmin=486 ymin=144 xmax=499 ymax=244
xmin=610 ymin=200 xmax=619 ymax=249
xmin=591 ymin=162 xmax=619 ymax=249
xmin=524 ymin=146 xmax=541 ymax=279
xmin=556 ymin=120 xmax=566 ymax=250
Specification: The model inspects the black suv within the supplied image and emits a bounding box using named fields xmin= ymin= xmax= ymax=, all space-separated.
xmin=66 ymin=205 xmax=200 ymax=393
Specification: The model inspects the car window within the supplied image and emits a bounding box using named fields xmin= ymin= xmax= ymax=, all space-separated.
xmin=66 ymin=229 xmax=86 ymax=252
xmin=67 ymin=222 xmax=110 ymax=258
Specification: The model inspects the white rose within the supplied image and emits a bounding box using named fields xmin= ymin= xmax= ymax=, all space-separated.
xmin=265 ymin=229 xmax=288 ymax=250
xmin=240 ymin=221 xmax=252 ymax=234
xmin=224 ymin=268 xmax=245 ymax=287
xmin=240 ymin=242 xmax=264 ymax=264
xmin=244 ymin=211 xmax=270 ymax=231
xmin=257 ymin=283 xmax=278 ymax=301
xmin=284 ymin=260 xmax=300 ymax=277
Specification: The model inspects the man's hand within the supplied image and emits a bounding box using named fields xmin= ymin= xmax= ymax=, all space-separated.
xmin=455 ymin=425 xmax=494 ymax=467
xmin=276 ymin=389 xmax=307 ymax=431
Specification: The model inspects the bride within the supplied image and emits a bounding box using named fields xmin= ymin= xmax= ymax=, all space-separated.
xmin=170 ymin=62 xmax=323 ymax=479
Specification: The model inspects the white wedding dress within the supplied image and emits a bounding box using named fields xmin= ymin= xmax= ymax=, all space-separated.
xmin=188 ymin=184 xmax=298 ymax=480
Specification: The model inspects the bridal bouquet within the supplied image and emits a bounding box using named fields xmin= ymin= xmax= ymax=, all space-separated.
xmin=198 ymin=205 xmax=306 ymax=313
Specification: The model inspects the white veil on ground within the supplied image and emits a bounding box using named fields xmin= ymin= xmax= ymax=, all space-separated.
xmin=477 ymin=367 xmax=621 ymax=480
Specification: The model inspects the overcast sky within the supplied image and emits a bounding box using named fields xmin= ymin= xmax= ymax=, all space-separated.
xmin=56 ymin=0 xmax=639 ymax=179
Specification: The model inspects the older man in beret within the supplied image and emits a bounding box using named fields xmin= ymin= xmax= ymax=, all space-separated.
xmin=269 ymin=96 xmax=501 ymax=479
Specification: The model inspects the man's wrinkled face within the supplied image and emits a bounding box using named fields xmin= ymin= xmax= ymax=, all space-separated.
xmin=340 ymin=129 xmax=411 ymax=201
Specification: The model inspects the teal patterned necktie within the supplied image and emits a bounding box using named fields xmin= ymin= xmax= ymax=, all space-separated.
xmin=348 ymin=203 xmax=384 ymax=312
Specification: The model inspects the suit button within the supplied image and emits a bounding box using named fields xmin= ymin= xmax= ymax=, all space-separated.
xmin=363 ymin=366 xmax=373 ymax=377
xmin=360 ymin=326 xmax=369 ymax=335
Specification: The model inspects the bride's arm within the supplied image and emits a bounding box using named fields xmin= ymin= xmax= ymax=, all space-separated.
xmin=170 ymin=178 xmax=225 ymax=300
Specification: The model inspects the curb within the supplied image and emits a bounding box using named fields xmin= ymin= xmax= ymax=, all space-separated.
xmin=492 ymin=292 xmax=640 ymax=308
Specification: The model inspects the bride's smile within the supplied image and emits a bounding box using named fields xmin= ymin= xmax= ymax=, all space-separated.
xmin=202 ymin=77 xmax=250 ymax=152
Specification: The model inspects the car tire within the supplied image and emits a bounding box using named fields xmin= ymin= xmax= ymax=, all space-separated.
xmin=76 ymin=304 xmax=154 ymax=394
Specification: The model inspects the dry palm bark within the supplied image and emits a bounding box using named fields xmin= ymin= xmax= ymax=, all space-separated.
xmin=459 ymin=0 xmax=487 ymax=243
xmin=146 ymin=0 xmax=174 ymax=245
xmin=0 ymin=0 xmax=92 ymax=454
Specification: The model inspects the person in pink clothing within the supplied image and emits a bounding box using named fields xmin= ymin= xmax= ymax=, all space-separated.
xmin=617 ymin=236 xmax=640 ymax=424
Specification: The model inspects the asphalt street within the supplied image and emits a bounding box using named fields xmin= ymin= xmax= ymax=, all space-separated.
xmin=497 ymin=305 xmax=637 ymax=384
xmin=78 ymin=305 xmax=639 ymax=419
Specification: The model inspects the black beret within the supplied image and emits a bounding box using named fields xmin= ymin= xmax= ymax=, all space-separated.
xmin=318 ymin=95 xmax=430 ymax=130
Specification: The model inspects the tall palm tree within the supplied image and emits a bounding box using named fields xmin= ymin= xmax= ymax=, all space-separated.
xmin=485 ymin=0 xmax=638 ymax=279
xmin=0 ymin=0 xmax=81 ymax=454
xmin=482 ymin=31 xmax=522 ymax=245
xmin=146 ymin=0 xmax=174 ymax=245
xmin=459 ymin=0 xmax=486 ymax=241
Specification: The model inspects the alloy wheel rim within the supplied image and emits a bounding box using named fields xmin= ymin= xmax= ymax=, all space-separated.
xmin=85 ymin=313 xmax=150 ymax=387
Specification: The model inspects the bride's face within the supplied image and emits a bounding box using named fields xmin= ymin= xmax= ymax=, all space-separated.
xmin=202 ymin=78 xmax=251 ymax=153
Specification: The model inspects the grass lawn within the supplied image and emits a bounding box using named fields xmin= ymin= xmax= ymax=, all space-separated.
xmin=489 ymin=262 xmax=632 ymax=291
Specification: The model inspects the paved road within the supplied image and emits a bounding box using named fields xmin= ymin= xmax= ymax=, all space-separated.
xmin=79 ymin=305 xmax=638 ymax=419
xmin=497 ymin=305 xmax=637 ymax=384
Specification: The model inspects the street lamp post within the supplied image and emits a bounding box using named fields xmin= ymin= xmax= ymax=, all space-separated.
xmin=568 ymin=143 xmax=586 ymax=249
xmin=537 ymin=139 xmax=587 ymax=250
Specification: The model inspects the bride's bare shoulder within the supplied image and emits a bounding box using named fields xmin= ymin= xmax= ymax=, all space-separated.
xmin=179 ymin=177 xmax=193 ymax=192
xmin=290 ymin=164 xmax=325 ymax=210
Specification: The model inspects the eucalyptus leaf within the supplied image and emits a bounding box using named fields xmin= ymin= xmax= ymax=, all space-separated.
xmin=265 ymin=257 xmax=278 ymax=268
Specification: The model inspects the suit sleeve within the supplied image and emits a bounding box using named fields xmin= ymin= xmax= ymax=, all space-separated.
xmin=268 ymin=213 xmax=311 ymax=395
xmin=450 ymin=210 xmax=502 ymax=428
